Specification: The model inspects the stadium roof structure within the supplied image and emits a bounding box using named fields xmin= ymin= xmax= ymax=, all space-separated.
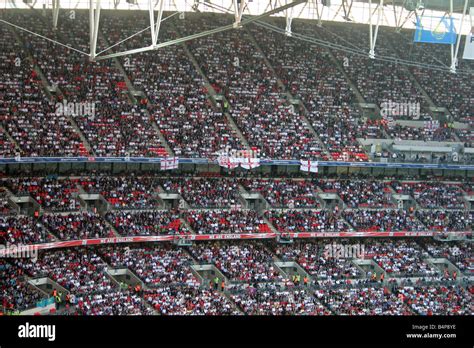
xmin=357 ymin=0 xmax=472 ymax=13
xmin=1 ymin=0 xmax=473 ymax=72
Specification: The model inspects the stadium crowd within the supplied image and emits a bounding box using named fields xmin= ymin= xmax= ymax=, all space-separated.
xmin=144 ymin=286 xmax=240 ymax=315
xmin=0 ymin=13 xmax=472 ymax=160
xmin=81 ymin=175 xmax=160 ymax=209
xmin=250 ymin=21 xmax=381 ymax=161
xmin=423 ymin=241 xmax=472 ymax=274
xmin=415 ymin=211 xmax=471 ymax=232
xmin=161 ymin=178 xmax=240 ymax=208
xmin=318 ymin=180 xmax=395 ymax=208
xmin=274 ymin=241 xmax=362 ymax=279
xmin=11 ymin=249 xmax=114 ymax=295
xmin=315 ymin=286 xmax=413 ymax=315
xmin=184 ymin=210 xmax=269 ymax=235
xmin=74 ymin=290 xmax=155 ymax=315
xmin=240 ymin=179 xmax=320 ymax=208
xmin=99 ymin=245 xmax=198 ymax=286
xmin=10 ymin=12 xmax=166 ymax=157
xmin=342 ymin=210 xmax=425 ymax=232
xmin=0 ymin=260 xmax=46 ymax=311
xmin=0 ymin=215 xmax=53 ymax=245
xmin=0 ymin=188 xmax=15 ymax=215
xmin=189 ymin=242 xmax=284 ymax=282
xmin=391 ymin=181 xmax=466 ymax=209
xmin=365 ymin=240 xmax=439 ymax=277
xmin=231 ymin=283 xmax=330 ymax=315
xmin=0 ymin=20 xmax=86 ymax=157
xmin=1 ymin=239 xmax=471 ymax=315
xmin=5 ymin=177 xmax=80 ymax=212
xmin=176 ymin=15 xmax=324 ymax=160
xmin=101 ymin=13 xmax=244 ymax=158
xmin=105 ymin=210 xmax=189 ymax=236
xmin=394 ymin=285 xmax=472 ymax=315
xmin=265 ymin=210 xmax=346 ymax=232
xmin=0 ymin=11 xmax=472 ymax=318
xmin=41 ymin=212 xmax=113 ymax=240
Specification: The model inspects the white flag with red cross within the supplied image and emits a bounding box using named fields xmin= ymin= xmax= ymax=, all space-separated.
xmin=217 ymin=155 xmax=239 ymax=169
xmin=160 ymin=157 xmax=179 ymax=170
xmin=300 ymin=159 xmax=318 ymax=173
xmin=239 ymin=157 xmax=261 ymax=170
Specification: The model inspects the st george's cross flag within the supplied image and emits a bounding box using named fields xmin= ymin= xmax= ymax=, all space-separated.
xmin=217 ymin=156 xmax=260 ymax=170
xmin=300 ymin=159 xmax=319 ymax=173
xmin=217 ymin=155 xmax=239 ymax=169
xmin=239 ymin=157 xmax=261 ymax=170
xmin=160 ymin=157 xmax=179 ymax=170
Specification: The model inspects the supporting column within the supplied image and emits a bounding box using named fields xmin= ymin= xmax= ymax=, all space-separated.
xmin=369 ymin=0 xmax=384 ymax=59
xmin=148 ymin=0 xmax=165 ymax=47
xmin=152 ymin=0 xmax=165 ymax=47
xmin=313 ymin=0 xmax=323 ymax=27
xmin=52 ymin=0 xmax=60 ymax=29
xmin=148 ymin=0 xmax=156 ymax=45
xmin=450 ymin=0 xmax=455 ymax=72
xmin=233 ymin=0 xmax=247 ymax=28
xmin=342 ymin=0 xmax=353 ymax=21
xmin=450 ymin=0 xmax=469 ymax=73
xmin=285 ymin=0 xmax=294 ymax=36
xmin=89 ymin=0 xmax=101 ymax=61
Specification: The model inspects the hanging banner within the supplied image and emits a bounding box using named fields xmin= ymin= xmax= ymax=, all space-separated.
xmin=462 ymin=8 xmax=474 ymax=60
xmin=2 ymin=231 xmax=471 ymax=256
xmin=300 ymin=160 xmax=319 ymax=173
xmin=239 ymin=157 xmax=261 ymax=170
xmin=414 ymin=15 xmax=457 ymax=44
xmin=217 ymin=155 xmax=239 ymax=169
xmin=0 ymin=157 xmax=473 ymax=170
xmin=160 ymin=157 xmax=179 ymax=170
xmin=217 ymin=156 xmax=260 ymax=170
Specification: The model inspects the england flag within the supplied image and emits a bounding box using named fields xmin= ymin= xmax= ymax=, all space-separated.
xmin=218 ymin=156 xmax=239 ymax=169
xmin=300 ymin=160 xmax=318 ymax=173
xmin=160 ymin=157 xmax=179 ymax=170
xmin=239 ymin=157 xmax=261 ymax=170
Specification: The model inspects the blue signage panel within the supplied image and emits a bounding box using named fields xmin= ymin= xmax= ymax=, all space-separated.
xmin=1 ymin=157 xmax=473 ymax=170
xmin=414 ymin=16 xmax=457 ymax=44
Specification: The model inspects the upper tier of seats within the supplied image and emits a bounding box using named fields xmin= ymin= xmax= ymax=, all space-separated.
xmin=1 ymin=11 xmax=471 ymax=160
